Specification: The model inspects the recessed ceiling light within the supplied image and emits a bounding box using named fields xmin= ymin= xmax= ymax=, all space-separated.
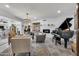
xmin=5 ymin=5 xmax=10 ymax=8
xmin=57 ymin=10 xmax=61 ymax=14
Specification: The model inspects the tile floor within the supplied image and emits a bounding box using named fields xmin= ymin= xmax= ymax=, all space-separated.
xmin=0 ymin=34 xmax=76 ymax=56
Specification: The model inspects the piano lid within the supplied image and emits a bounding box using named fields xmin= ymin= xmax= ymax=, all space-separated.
xmin=59 ymin=18 xmax=73 ymax=30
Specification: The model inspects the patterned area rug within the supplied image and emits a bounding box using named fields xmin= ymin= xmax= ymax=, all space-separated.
xmin=0 ymin=36 xmax=76 ymax=56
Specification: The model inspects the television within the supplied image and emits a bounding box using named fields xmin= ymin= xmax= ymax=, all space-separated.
xmin=43 ymin=29 xmax=50 ymax=33
xmin=0 ymin=26 xmax=4 ymax=30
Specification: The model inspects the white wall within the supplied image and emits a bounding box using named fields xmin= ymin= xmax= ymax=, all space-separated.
xmin=70 ymin=18 xmax=74 ymax=30
xmin=40 ymin=17 xmax=66 ymax=32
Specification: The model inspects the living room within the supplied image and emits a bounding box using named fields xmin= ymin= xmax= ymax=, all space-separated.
xmin=0 ymin=3 xmax=78 ymax=56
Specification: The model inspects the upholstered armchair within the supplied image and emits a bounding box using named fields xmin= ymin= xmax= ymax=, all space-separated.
xmin=36 ymin=33 xmax=46 ymax=43
xmin=10 ymin=38 xmax=31 ymax=56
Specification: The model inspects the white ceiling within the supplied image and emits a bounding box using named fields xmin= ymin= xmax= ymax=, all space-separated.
xmin=0 ymin=3 xmax=76 ymax=21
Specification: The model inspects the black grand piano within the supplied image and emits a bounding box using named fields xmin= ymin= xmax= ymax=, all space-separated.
xmin=51 ymin=17 xmax=74 ymax=48
xmin=52 ymin=17 xmax=74 ymax=39
xmin=59 ymin=17 xmax=74 ymax=39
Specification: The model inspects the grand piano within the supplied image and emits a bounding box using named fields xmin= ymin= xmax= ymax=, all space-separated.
xmin=52 ymin=18 xmax=74 ymax=48
xmin=52 ymin=17 xmax=74 ymax=39
xmin=59 ymin=17 xmax=74 ymax=39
